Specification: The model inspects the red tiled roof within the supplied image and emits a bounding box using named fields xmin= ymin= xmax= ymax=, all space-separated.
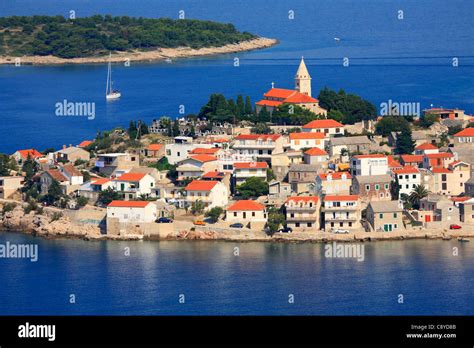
xmin=431 ymin=167 xmax=452 ymax=174
xmin=235 ymin=134 xmax=281 ymax=141
xmin=454 ymin=128 xmax=474 ymax=137
xmin=303 ymin=119 xmax=343 ymax=129
xmin=115 ymin=173 xmax=147 ymax=182
xmin=324 ymin=195 xmax=359 ymax=202
xmin=227 ymin=200 xmax=265 ymax=211
xmin=234 ymin=162 xmax=269 ymax=169
xmin=415 ymin=142 xmax=438 ymax=150
xmin=284 ymin=93 xmax=318 ymax=103
xmin=189 ymin=154 xmax=217 ymax=163
xmin=108 ymin=200 xmax=151 ymax=208
xmin=78 ymin=140 xmax=93 ymax=148
xmin=392 ymin=166 xmax=419 ymax=174
xmin=16 ymin=149 xmax=42 ymax=159
xmin=401 ymin=154 xmax=423 ymax=163
xmin=92 ymin=178 xmax=111 ymax=185
xmin=46 ymin=169 xmax=67 ymax=182
xmin=62 ymin=164 xmax=82 ymax=177
xmin=263 ymin=88 xmax=296 ymax=99
xmin=185 ymin=180 xmax=218 ymax=191
xmin=318 ymin=172 xmax=352 ymax=180
xmin=189 ymin=148 xmax=220 ymax=155
xmin=290 ymin=132 xmax=325 ymax=140
xmin=147 ymin=144 xmax=163 ymax=151
xmin=450 ymin=196 xmax=470 ymax=202
xmin=304 ymin=147 xmax=327 ymax=156
xmin=286 ymin=196 xmax=319 ymax=204
xmin=255 ymin=100 xmax=282 ymax=107
xmin=425 ymin=152 xmax=454 ymax=159
xmin=202 ymin=171 xmax=226 ymax=179
xmin=353 ymin=154 xmax=387 ymax=159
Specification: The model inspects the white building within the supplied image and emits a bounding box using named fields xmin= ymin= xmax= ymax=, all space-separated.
xmin=323 ymin=195 xmax=361 ymax=231
xmin=350 ymin=154 xmax=388 ymax=176
xmin=302 ymin=119 xmax=344 ymax=137
xmin=107 ymin=200 xmax=157 ymax=223
xmin=392 ymin=166 xmax=421 ymax=199
xmin=226 ymin=200 xmax=267 ymax=229
xmin=289 ymin=132 xmax=325 ymax=151
xmin=232 ymin=134 xmax=285 ymax=162
xmin=233 ymin=162 xmax=268 ymax=185
xmin=185 ymin=180 xmax=229 ymax=210
xmin=164 ymin=136 xmax=213 ymax=165
xmin=112 ymin=172 xmax=155 ymax=200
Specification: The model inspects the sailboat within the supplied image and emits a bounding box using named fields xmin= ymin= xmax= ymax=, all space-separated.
xmin=106 ymin=53 xmax=121 ymax=101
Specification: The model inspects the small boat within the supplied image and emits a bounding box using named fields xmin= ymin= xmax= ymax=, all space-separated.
xmin=106 ymin=53 xmax=121 ymax=101
xmin=165 ymin=58 xmax=172 ymax=63
xmin=334 ymin=37 xmax=341 ymax=42
xmin=458 ymin=237 xmax=470 ymax=243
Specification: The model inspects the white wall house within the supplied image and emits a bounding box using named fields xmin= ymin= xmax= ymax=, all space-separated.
xmin=226 ymin=200 xmax=267 ymax=229
xmin=107 ymin=201 xmax=157 ymax=223
xmin=289 ymin=132 xmax=326 ymax=151
xmin=302 ymin=119 xmax=344 ymax=137
xmin=112 ymin=172 xmax=155 ymax=200
xmin=392 ymin=166 xmax=421 ymax=199
xmin=233 ymin=162 xmax=268 ymax=185
xmin=350 ymin=154 xmax=388 ymax=176
xmin=185 ymin=180 xmax=229 ymax=210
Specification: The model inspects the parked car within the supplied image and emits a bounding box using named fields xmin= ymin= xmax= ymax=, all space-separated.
xmin=193 ymin=220 xmax=206 ymax=226
xmin=450 ymin=224 xmax=462 ymax=230
xmin=230 ymin=223 xmax=244 ymax=228
xmin=156 ymin=217 xmax=173 ymax=223
xmin=333 ymin=229 xmax=349 ymax=234
xmin=278 ymin=227 xmax=293 ymax=233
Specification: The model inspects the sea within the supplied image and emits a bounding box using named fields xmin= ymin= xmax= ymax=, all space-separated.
xmin=1 ymin=232 xmax=474 ymax=315
xmin=0 ymin=0 xmax=473 ymax=315
xmin=0 ymin=0 xmax=473 ymax=153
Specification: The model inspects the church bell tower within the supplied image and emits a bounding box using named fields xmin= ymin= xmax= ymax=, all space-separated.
xmin=295 ymin=57 xmax=312 ymax=97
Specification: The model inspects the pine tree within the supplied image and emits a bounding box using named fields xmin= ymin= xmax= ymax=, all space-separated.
xmin=244 ymin=96 xmax=252 ymax=115
xmin=395 ymin=127 xmax=415 ymax=154
xmin=236 ymin=95 xmax=244 ymax=117
xmin=172 ymin=121 xmax=180 ymax=137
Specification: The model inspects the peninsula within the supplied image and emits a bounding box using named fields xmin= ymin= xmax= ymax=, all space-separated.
xmin=0 ymin=15 xmax=278 ymax=65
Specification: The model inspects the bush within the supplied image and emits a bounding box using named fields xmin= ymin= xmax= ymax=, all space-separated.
xmin=205 ymin=207 xmax=223 ymax=223
xmin=50 ymin=212 xmax=63 ymax=222
xmin=76 ymin=196 xmax=89 ymax=208
xmin=2 ymin=202 xmax=16 ymax=214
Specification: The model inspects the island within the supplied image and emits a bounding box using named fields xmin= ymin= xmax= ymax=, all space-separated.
xmin=0 ymin=15 xmax=278 ymax=65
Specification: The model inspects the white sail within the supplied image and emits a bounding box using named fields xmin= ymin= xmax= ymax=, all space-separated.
xmin=106 ymin=53 xmax=121 ymax=100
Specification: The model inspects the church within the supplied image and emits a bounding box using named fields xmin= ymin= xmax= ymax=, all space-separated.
xmin=255 ymin=57 xmax=328 ymax=116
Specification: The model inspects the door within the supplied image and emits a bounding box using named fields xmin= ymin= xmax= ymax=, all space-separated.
xmin=425 ymin=215 xmax=431 ymax=222
xmin=243 ymin=212 xmax=246 ymax=219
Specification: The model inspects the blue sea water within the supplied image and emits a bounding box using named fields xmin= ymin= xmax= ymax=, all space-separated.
xmin=0 ymin=0 xmax=474 ymax=316
xmin=0 ymin=232 xmax=473 ymax=315
xmin=0 ymin=0 xmax=473 ymax=153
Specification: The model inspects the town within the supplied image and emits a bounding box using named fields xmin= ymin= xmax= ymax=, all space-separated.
xmin=1 ymin=58 xmax=474 ymax=242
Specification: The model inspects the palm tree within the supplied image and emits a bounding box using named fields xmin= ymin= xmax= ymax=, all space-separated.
xmin=408 ymin=184 xmax=429 ymax=209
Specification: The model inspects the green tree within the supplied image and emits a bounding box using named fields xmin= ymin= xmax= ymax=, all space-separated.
xmin=418 ymin=113 xmax=439 ymax=129
xmin=395 ymin=127 xmax=415 ymax=154
xmin=236 ymin=95 xmax=245 ymax=117
xmin=22 ymin=154 xmax=39 ymax=181
xmin=237 ymin=177 xmax=269 ymax=199
xmin=172 ymin=121 xmax=180 ymax=137
xmin=97 ymin=187 xmax=121 ymax=205
xmin=375 ymin=116 xmax=410 ymax=137
xmin=205 ymin=206 xmax=223 ymax=223
xmin=244 ymin=96 xmax=253 ymax=115
xmin=266 ymin=168 xmax=276 ymax=181
xmin=128 ymin=120 xmax=138 ymax=139
xmin=76 ymin=196 xmax=89 ymax=207
xmin=408 ymin=184 xmax=429 ymax=209
xmin=251 ymin=123 xmax=273 ymax=134
xmin=42 ymin=180 xmax=63 ymax=205
xmin=267 ymin=206 xmax=285 ymax=235
xmin=0 ymin=153 xmax=17 ymax=176
xmin=190 ymin=200 xmax=205 ymax=215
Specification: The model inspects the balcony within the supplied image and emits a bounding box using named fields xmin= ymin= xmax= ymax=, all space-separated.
xmin=323 ymin=205 xmax=358 ymax=211
xmin=286 ymin=206 xmax=318 ymax=212
xmin=233 ymin=142 xmax=275 ymax=149
xmin=324 ymin=215 xmax=358 ymax=221
xmin=287 ymin=216 xmax=318 ymax=222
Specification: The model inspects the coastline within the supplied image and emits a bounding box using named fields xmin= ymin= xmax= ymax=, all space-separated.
xmin=0 ymin=37 xmax=278 ymax=65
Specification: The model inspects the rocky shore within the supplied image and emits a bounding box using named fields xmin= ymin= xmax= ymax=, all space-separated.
xmin=0 ymin=37 xmax=278 ymax=65
xmin=1 ymin=202 xmax=473 ymax=243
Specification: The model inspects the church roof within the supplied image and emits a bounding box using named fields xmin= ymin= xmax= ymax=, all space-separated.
xmin=295 ymin=57 xmax=311 ymax=79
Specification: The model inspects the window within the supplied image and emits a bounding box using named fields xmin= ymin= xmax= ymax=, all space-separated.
xmin=290 ymin=213 xmax=294 ymax=218
xmin=233 ymin=212 xmax=237 ymax=217
xmin=295 ymin=223 xmax=300 ymax=227
xmin=348 ymin=222 xmax=352 ymax=227
xmin=252 ymin=212 xmax=256 ymax=217
xmin=393 ymin=213 xmax=397 ymax=218
xmin=375 ymin=184 xmax=380 ymax=190
xmin=379 ymin=213 xmax=383 ymax=219
xmin=177 ymin=152 xmax=180 ymax=157
xmin=339 ymin=222 xmax=343 ymax=227
xmin=307 ymin=223 xmax=312 ymax=227
xmin=330 ymin=222 xmax=334 ymax=227
xmin=385 ymin=184 xmax=389 ymax=189
xmin=365 ymin=184 xmax=370 ymax=191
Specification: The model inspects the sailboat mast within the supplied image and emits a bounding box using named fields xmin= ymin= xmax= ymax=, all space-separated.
xmin=106 ymin=58 xmax=110 ymax=96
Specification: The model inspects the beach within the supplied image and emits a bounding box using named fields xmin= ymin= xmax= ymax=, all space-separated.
xmin=0 ymin=37 xmax=278 ymax=65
